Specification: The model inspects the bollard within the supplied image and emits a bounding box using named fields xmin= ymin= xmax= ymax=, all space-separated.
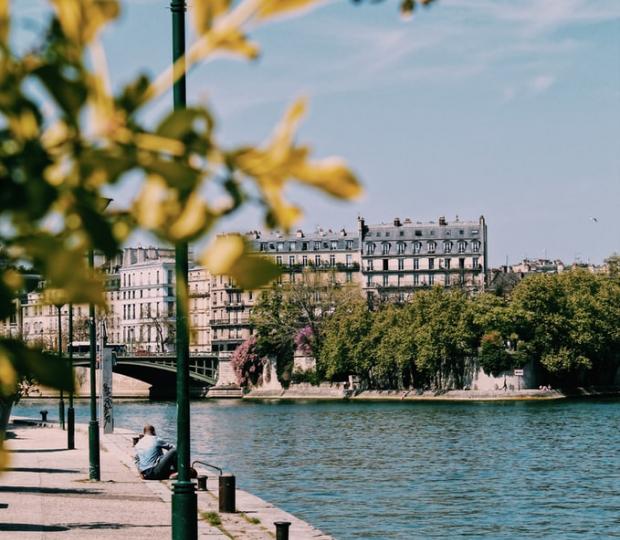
xmin=197 ymin=475 xmax=208 ymax=491
xmin=218 ymin=474 xmax=235 ymax=513
xmin=274 ymin=521 xmax=291 ymax=540
xmin=40 ymin=410 xmax=48 ymax=422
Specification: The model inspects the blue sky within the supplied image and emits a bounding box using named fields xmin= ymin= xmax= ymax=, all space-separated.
xmin=14 ymin=1 xmax=620 ymax=265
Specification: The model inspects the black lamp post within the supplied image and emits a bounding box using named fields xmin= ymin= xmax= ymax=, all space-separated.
xmin=170 ymin=2 xmax=197 ymax=539
xmin=87 ymin=248 xmax=100 ymax=480
xmin=67 ymin=303 xmax=75 ymax=449
xmin=56 ymin=305 xmax=65 ymax=430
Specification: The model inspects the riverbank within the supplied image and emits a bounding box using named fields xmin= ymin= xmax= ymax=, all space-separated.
xmin=2 ymin=419 xmax=332 ymax=539
xmin=244 ymin=383 xmax=620 ymax=401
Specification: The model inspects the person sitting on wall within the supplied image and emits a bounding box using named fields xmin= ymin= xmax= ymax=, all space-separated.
xmin=134 ymin=424 xmax=178 ymax=480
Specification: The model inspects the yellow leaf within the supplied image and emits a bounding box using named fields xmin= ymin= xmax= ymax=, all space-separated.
xmin=132 ymin=175 xmax=170 ymax=230
xmin=292 ymin=157 xmax=362 ymax=199
xmin=0 ymin=352 xmax=17 ymax=396
xmin=200 ymin=236 xmax=281 ymax=289
xmin=257 ymin=0 xmax=321 ymax=20
xmin=52 ymin=0 xmax=120 ymax=46
xmin=270 ymin=98 xmax=307 ymax=161
xmin=133 ymin=133 xmax=185 ymax=156
xmin=192 ymin=0 xmax=230 ymax=34
xmin=0 ymin=0 xmax=9 ymax=48
xmin=168 ymin=193 xmax=213 ymax=241
xmin=2 ymin=269 xmax=23 ymax=291
xmin=202 ymin=235 xmax=245 ymax=275
xmin=211 ymin=28 xmax=260 ymax=60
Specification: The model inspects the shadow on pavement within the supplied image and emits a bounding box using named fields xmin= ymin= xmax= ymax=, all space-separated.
xmin=0 ymin=523 xmax=70 ymax=532
xmin=9 ymin=448 xmax=67 ymax=453
xmin=6 ymin=467 xmax=80 ymax=474
xmin=65 ymin=522 xmax=168 ymax=530
xmin=0 ymin=486 xmax=102 ymax=496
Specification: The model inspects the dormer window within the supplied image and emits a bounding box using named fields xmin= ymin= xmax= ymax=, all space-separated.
xmin=382 ymin=242 xmax=391 ymax=255
xmin=413 ymin=241 xmax=422 ymax=254
xmin=443 ymin=241 xmax=453 ymax=253
xmin=366 ymin=242 xmax=376 ymax=255
xmin=397 ymin=242 xmax=406 ymax=255
xmin=458 ymin=240 xmax=467 ymax=253
xmin=472 ymin=240 xmax=481 ymax=253
xmin=427 ymin=241 xmax=436 ymax=254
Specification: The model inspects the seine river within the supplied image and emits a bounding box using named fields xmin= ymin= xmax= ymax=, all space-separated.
xmin=14 ymin=398 xmax=620 ymax=539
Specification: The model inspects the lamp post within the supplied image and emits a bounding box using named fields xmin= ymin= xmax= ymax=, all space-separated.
xmin=170 ymin=2 xmax=197 ymax=539
xmin=67 ymin=304 xmax=75 ymax=449
xmin=56 ymin=305 xmax=65 ymax=430
xmin=87 ymin=197 xmax=112 ymax=481
xmin=88 ymin=248 xmax=100 ymax=480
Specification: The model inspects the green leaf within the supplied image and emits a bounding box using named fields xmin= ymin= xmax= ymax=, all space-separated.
xmin=33 ymin=64 xmax=87 ymax=120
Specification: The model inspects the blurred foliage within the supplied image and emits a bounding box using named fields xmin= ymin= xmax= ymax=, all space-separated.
xmin=2 ymin=0 xmax=441 ymax=460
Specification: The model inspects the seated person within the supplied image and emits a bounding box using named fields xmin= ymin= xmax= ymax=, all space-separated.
xmin=134 ymin=424 xmax=177 ymax=480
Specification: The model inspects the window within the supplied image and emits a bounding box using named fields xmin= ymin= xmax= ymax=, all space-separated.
xmin=444 ymin=258 xmax=451 ymax=269
xmin=314 ymin=241 xmax=321 ymax=250
xmin=366 ymin=242 xmax=376 ymax=255
xmin=366 ymin=275 xmax=372 ymax=287
xmin=398 ymin=258 xmax=404 ymax=271
xmin=443 ymin=240 xmax=453 ymax=253
xmin=427 ymin=241 xmax=436 ymax=253
xmin=413 ymin=274 xmax=420 ymax=286
xmin=346 ymin=254 xmax=352 ymax=267
xmin=473 ymin=257 xmax=479 ymax=268
xmin=277 ymin=242 xmax=284 ymax=251
xmin=382 ymin=274 xmax=388 ymax=287
xmin=276 ymin=255 xmax=283 ymax=265
xmin=260 ymin=243 xmax=266 ymax=251
xmin=397 ymin=242 xmax=405 ymax=255
xmin=458 ymin=240 xmax=467 ymax=253
xmin=445 ymin=274 xmax=451 ymax=286
xmin=459 ymin=258 xmax=465 ymax=269
xmin=346 ymin=272 xmax=353 ymax=283
xmin=382 ymin=243 xmax=391 ymax=255
xmin=429 ymin=274 xmax=435 ymax=285
xmin=472 ymin=240 xmax=481 ymax=253
xmin=413 ymin=241 xmax=422 ymax=254
xmin=367 ymin=259 xmax=374 ymax=271
xmin=383 ymin=259 xmax=389 ymax=271
xmin=289 ymin=256 xmax=295 ymax=266
xmin=289 ymin=242 xmax=296 ymax=251
xmin=413 ymin=258 xmax=419 ymax=270
xmin=428 ymin=258 xmax=435 ymax=270
xmin=346 ymin=240 xmax=353 ymax=250
xmin=302 ymin=242 xmax=308 ymax=251
xmin=302 ymin=255 xmax=308 ymax=266
xmin=331 ymin=240 xmax=338 ymax=250
xmin=329 ymin=254 xmax=336 ymax=266
xmin=385 ymin=232 xmax=390 ymax=237
xmin=315 ymin=255 xmax=321 ymax=266
xmin=399 ymin=231 xmax=404 ymax=237
xmin=415 ymin=230 xmax=422 ymax=237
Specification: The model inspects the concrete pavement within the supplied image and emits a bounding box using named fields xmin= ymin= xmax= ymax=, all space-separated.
xmin=1 ymin=421 xmax=331 ymax=539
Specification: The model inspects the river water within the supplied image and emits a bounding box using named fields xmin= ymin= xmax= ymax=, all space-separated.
xmin=13 ymin=398 xmax=620 ymax=539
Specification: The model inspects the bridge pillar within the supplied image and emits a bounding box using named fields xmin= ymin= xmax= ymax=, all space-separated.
xmin=207 ymin=355 xmax=242 ymax=398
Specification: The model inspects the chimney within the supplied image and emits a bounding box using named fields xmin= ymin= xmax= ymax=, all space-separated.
xmin=439 ymin=216 xmax=447 ymax=226
xmin=296 ymin=230 xmax=304 ymax=238
xmin=393 ymin=217 xmax=401 ymax=227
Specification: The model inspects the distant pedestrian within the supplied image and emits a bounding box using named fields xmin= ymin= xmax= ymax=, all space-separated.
xmin=134 ymin=424 xmax=178 ymax=480
xmin=502 ymin=377 xmax=507 ymax=391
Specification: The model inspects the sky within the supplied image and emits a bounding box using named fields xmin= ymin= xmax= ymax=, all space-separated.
xmin=13 ymin=0 xmax=620 ymax=266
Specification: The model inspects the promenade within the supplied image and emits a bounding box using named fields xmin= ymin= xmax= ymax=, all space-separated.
xmin=1 ymin=421 xmax=331 ymax=539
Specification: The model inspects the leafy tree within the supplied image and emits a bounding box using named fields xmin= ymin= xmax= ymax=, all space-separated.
xmin=230 ymin=336 xmax=263 ymax=387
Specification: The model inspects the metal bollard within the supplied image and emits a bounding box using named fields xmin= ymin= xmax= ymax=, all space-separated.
xmin=218 ymin=474 xmax=235 ymax=513
xmin=274 ymin=521 xmax=291 ymax=540
xmin=197 ymin=475 xmax=208 ymax=491
xmin=40 ymin=410 xmax=48 ymax=422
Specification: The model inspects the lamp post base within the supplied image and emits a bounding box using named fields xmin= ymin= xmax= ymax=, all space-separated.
xmin=67 ymin=407 xmax=75 ymax=449
xmin=172 ymin=481 xmax=197 ymax=540
xmin=88 ymin=421 xmax=100 ymax=480
xmin=59 ymin=397 xmax=65 ymax=430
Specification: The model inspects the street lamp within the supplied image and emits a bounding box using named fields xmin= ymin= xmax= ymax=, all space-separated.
xmin=67 ymin=304 xmax=75 ymax=449
xmin=170 ymin=2 xmax=197 ymax=539
xmin=56 ymin=305 xmax=65 ymax=430
xmin=88 ymin=197 xmax=112 ymax=481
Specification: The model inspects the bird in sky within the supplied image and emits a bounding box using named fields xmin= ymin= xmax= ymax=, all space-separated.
xmin=590 ymin=217 xmax=599 ymax=223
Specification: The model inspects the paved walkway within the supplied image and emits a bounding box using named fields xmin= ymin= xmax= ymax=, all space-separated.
xmin=2 ymin=421 xmax=331 ymax=539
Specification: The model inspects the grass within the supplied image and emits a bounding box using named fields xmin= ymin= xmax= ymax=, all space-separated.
xmin=201 ymin=511 xmax=221 ymax=527
xmin=241 ymin=513 xmax=261 ymax=525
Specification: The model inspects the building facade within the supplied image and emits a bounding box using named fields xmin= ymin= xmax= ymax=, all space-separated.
xmin=359 ymin=216 xmax=488 ymax=301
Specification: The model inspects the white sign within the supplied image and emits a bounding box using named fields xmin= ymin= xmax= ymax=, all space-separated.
xmin=99 ymin=347 xmax=114 ymax=434
xmin=514 ymin=369 xmax=524 ymax=376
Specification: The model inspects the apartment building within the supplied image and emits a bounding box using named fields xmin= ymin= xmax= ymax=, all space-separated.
xmin=359 ymin=215 xmax=488 ymax=301
xmin=189 ymin=266 xmax=211 ymax=353
xmin=209 ymin=228 xmax=361 ymax=355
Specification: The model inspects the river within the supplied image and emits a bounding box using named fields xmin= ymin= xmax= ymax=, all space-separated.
xmin=13 ymin=398 xmax=620 ymax=539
